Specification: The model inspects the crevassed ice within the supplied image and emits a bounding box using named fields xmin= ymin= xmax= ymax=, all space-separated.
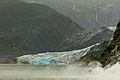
xmin=17 ymin=44 xmax=99 ymax=65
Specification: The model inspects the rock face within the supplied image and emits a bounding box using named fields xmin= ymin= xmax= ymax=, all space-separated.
xmin=0 ymin=0 xmax=83 ymax=55
xmin=76 ymin=41 xmax=110 ymax=63
xmin=99 ymin=21 xmax=120 ymax=67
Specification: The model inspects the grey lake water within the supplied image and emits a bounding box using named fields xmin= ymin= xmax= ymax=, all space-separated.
xmin=0 ymin=63 xmax=120 ymax=80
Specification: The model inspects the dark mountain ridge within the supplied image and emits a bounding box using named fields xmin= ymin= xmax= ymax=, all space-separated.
xmin=0 ymin=0 xmax=83 ymax=60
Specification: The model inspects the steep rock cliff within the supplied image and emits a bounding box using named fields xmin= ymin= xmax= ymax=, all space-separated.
xmin=99 ymin=21 xmax=120 ymax=67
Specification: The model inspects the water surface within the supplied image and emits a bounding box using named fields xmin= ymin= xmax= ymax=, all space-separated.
xmin=0 ymin=64 xmax=119 ymax=80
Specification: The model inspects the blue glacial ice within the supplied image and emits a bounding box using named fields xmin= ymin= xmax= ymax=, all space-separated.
xmin=35 ymin=54 xmax=62 ymax=64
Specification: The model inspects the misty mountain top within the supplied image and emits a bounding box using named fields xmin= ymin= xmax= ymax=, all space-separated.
xmin=23 ymin=0 xmax=120 ymax=29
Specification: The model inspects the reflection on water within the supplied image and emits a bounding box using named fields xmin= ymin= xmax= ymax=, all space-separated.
xmin=0 ymin=63 xmax=120 ymax=80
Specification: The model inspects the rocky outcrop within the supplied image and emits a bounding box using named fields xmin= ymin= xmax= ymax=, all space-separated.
xmin=99 ymin=21 xmax=120 ymax=67
xmin=76 ymin=41 xmax=110 ymax=63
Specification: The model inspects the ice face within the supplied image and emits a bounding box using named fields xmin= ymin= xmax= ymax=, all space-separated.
xmin=35 ymin=54 xmax=62 ymax=64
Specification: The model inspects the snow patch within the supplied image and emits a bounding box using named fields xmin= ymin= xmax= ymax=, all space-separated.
xmin=107 ymin=27 xmax=116 ymax=31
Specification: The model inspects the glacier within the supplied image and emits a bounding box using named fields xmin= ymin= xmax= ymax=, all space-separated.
xmin=17 ymin=43 xmax=101 ymax=65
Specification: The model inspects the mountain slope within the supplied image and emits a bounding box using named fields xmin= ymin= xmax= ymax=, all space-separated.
xmin=59 ymin=27 xmax=114 ymax=51
xmin=0 ymin=0 xmax=83 ymax=63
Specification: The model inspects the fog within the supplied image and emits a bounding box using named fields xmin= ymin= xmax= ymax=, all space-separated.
xmin=0 ymin=62 xmax=120 ymax=80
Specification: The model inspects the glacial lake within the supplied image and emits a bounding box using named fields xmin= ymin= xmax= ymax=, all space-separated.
xmin=0 ymin=64 xmax=119 ymax=80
